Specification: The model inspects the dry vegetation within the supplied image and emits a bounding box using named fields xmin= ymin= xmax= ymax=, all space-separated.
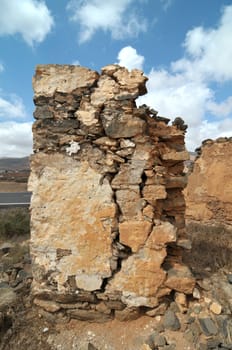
xmin=184 ymin=221 xmax=232 ymax=274
xmin=0 ymin=208 xmax=30 ymax=240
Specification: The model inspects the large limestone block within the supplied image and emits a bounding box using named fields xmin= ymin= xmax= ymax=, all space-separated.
xmin=116 ymin=187 xmax=144 ymax=220
xmin=107 ymin=245 xmax=167 ymax=307
xmin=119 ymin=220 xmax=152 ymax=252
xmin=29 ymin=153 xmax=116 ymax=294
xmin=106 ymin=222 xmax=177 ymax=307
xmin=33 ymin=64 xmax=99 ymax=98
xmin=101 ymin=65 xmax=148 ymax=98
xmin=147 ymin=222 xmax=177 ymax=248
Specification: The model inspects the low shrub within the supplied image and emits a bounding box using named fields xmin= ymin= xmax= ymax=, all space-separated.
xmin=0 ymin=207 xmax=30 ymax=239
xmin=184 ymin=221 xmax=232 ymax=273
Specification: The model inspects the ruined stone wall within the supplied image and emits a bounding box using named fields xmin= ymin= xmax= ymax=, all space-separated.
xmin=185 ymin=138 xmax=232 ymax=226
xmin=29 ymin=64 xmax=194 ymax=321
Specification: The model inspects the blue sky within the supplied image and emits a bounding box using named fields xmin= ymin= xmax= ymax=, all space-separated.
xmin=1 ymin=0 xmax=232 ymax=157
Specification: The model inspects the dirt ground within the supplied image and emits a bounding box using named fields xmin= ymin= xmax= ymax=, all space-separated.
xmin=1 ymin=306 xmax=196 ymax=350
xmin=0 ymin=182 xmax=28 ymax=192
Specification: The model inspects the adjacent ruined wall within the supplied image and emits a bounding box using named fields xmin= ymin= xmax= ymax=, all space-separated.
xmin=185 ymin=138 xmax=232 ymax=226
xmin=29 ymin=64 xmax=194 ymax=321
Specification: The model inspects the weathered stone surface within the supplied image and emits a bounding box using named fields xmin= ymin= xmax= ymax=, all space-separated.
xmin=185 ymin=140 xmax=232 ymax=225
xmin=147 ymin=222 xmax=177 ymax=248
xmin=34 ymin=298 xmax=61 ymax=312
xmin=165 ymin=264 xmax=195 ymax=294
xmin=119 ymin=220 xmax=152 ymax=252
xmin=106 ymin=227 xmax=169 ymax=306
xmin=210 ymin=301 xmax=222 ymax=315
xmin=66 ymin=308 xmax=112 ymax=322
xmin=29 ymin=153 xmax=116 ymax=294
xmin=142 ymin=185 xmax=167 ymax=205
xmin=114 ymin=307 xmax=140 ymax=321
xmin=116 ymin=187 xmax=143 ymax=220
xmin=33 ymin=64 xmax=99 ymax=98
xmin=199 ymin=316 xmax=218 ymax=336
xmin=163 ymin=310 xmax=181 ymax=331
xmin=162 ymin=150 xmax=189 ymax=161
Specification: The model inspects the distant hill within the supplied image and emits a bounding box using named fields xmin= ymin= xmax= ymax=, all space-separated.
xmin=0 ymin=157 xmax=30 ymax=171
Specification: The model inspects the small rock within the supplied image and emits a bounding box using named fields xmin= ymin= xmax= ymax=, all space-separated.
xmin=175 ymin=292 xmax=187 ymax=307
xmin=187 ymin=322 xmax=201 ymax=345
xmin=210 ymin=301 xmax=222 ymax=315
xmin=115 ymin=307 xmax=140 ymax=321
xmin=42 ymin=327 xmax=49 ymax=333
xmin=193 ymin=303 xmax=202 ymax=314
xmin=0 ymin=287 xmax=17 ymax=311
xmin=95 ymin=302 xmax=111 ymax=315
xmin=184 ymin=329 xmax=195 ymax=344
xmin=186 ymin=315 xmax=195 ymax=324
xmin=207 ymin=338 xmax=221 ymax=348
xmin=205 ymin=267 xmax=211 ymax=272
xmin=199 ymin=316 xmax=218 ymax=336
xmin=147 ymin=331 xmax=167 ymax=348
xmin=163 ymin=310 xmax=181 ymax=331
xmin=88 ymin=343 xmax=98 ymax=350
xmin=0 ymin=282 xmax=9 ymax=288
xmin=227 ymin=274 xmax=232 ymax=284
xmin=0 ymin=242 xmax=14 ymax=254
xmin=34 ymin=298 xmax=61 ymax=313
xmin=193 ymin=287 xmax=201 ymax=299
xmin=0 ymin=272 xmax=9 ymax=284
xmin=169 ymin=301 xmax=180 ymax=313
xmin=146 ymin=303 xmax=167 ymax=317
xmin=204 ymin=297 xmax=212 ymax=305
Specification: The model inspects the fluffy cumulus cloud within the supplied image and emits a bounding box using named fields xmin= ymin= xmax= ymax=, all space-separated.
xmin=119 ymin=5 xmax=232 ymax=150
xmin=0 ymin=66 xmax=31 ymax=157
xmin=67 ymin=0 xmax=147 ymax=43
xmin=0 ymin=0 xmax=54 ymax=45
xmin=117 ymin=46 xmax=144 ymax=70
xmin=174 ymin=5 xmax=232 ymax=82
xmin=0 ymin=95 xmax=26 ymax=119
xmin=0 ymin=93 xmax=32 ymax=157
xmin=0 ymin=122 xmax=32 ymax=158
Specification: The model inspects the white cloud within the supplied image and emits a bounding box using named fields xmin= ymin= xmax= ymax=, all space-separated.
xmin=130 ymin=5 xmax=232 ymax=150
xmin=0 ymin=122 xmax=32 ymax=157
xmin=207 ymin=96 xmax=232 ymax=117
xmin=139 ymin=69 xmax=213 ymax=128
xmin=0 ymin=0 xmax=54 ymax=46
xmin=187 ymin=119 xmax=232 ymax=151
xmin=174 ymin=5 xmax=232 ymax=82
xmin=117 ymin=46 xmax=144 ymax=70
xmin=160 ymin=0 xmax=173 ymax=11
xmin=67 ymin=0 xmax=147 ymax=43
xmin=0 ymin=63 xmax=4 ymax=72
xmin=0 ymin=95 xmax=26 ymax=119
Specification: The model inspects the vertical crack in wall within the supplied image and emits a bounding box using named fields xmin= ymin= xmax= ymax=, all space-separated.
xmin=29 ymin=64 xmax=195 ymax=321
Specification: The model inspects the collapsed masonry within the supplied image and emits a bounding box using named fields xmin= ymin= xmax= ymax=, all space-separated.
xmin=29 ymin=64 xmax=195 ymax=321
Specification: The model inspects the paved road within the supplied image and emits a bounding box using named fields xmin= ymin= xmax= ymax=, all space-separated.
xmin=0 ymin=192 xmax=32 ymax=207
